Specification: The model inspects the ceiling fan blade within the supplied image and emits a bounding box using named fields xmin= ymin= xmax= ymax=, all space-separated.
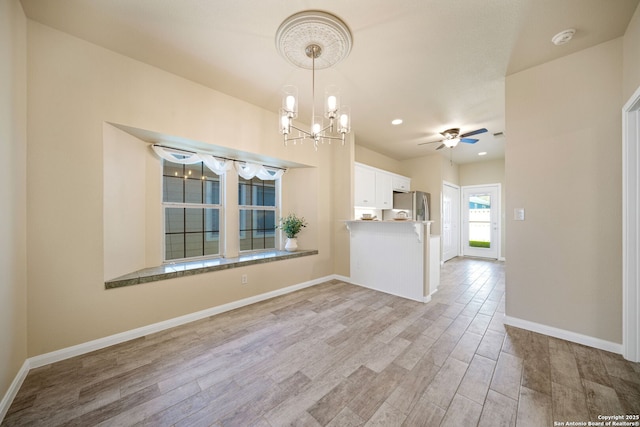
xmin=460 ymin=138 xmax=478 ymax=144
xmin=418 ymin=139 xmax=444 ymax=146
xmin=460 ymin=128 xmax=488 ymax=138
xmin=435 ymin=143 xmax=446 ymax=150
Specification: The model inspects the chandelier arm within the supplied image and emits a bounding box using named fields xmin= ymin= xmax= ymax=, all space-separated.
xmin=285 ymin=135 xmax=308 ymax=142
xmin=289 ymin=124 xmax=312 ymax=137
xmin=318 ymin=122 xmax=335 ymax=134
xmin=318 ymin=135 xmax=344 ymax=141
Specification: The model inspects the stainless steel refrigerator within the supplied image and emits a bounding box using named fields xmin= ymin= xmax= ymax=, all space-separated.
xmin=391 ymin=191 xmax=430 ymax=221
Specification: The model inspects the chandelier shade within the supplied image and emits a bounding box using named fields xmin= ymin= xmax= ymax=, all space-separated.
xmin=275 ymin=11 xmax=353 ymax=149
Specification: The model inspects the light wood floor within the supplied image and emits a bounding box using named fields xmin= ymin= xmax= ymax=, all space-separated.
xmin=3 ymin=257 xmax=640 ymax=426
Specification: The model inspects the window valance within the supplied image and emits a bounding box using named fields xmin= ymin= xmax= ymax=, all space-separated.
xmin=235 ymin=162 xmax=285 ymax=181
xmin=151 ymin=144 xmax=285 ymax=180
xmin=151 ymin=145 xmax=232 ymax=175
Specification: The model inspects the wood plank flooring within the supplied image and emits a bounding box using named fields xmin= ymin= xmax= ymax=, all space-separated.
xmin=3 ymin=257 xmax=640 ymax=426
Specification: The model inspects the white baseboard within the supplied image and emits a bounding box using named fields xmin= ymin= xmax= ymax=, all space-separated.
xmin=503 ymin=315 xmax=623 ymax=354
xmin=1 ymin=274 xmax=340 ymax=422
xmin=332 ymin=274 xmax=351 ymax=283
xmin=0 ymin=360 xmax=30 ymax=423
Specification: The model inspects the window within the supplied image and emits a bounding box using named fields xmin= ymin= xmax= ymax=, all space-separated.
xmin=238 ymin=176 xmax=277 ymax=251
xmin=163 ymin=159 xmax=222 ymax=261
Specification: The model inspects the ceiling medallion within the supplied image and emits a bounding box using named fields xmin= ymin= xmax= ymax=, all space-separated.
xmin=276 ymin=10 xmax=353 ymax=70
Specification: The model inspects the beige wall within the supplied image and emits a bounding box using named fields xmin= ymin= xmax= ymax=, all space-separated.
xmin=505 ymin=38 xmax=623 ymax=344
xmin=103 ymin=124 xmax=149 ymax=280
xmin=440 ymin=155 xmax=460 ymax=187
xmin=355 ymin=144 xmax=403 ymax=175
xmin=624 ymin=3 xmax=640 ymax=101
xmin=459 ymin=159 xmax=506 ymax=260
xmin=26 ymin=20 xmax=349 ymax=356
xmin=0 ymin=0 xmax=28 ymax=405
xmin=333 ymin=136 xmax=355 ymax=276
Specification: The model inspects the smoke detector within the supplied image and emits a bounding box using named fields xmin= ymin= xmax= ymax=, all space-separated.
xmin=551 ymin=29 xmax=575 ymax=46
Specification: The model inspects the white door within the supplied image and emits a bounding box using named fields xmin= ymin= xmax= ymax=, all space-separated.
xmin=441 ymin=182 xmax=460 ymax=262
xmin=462 ymin=184 xmax=499 ymax=259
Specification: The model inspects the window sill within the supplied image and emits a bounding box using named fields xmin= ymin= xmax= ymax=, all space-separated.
xmin=105 ymin=249 xmax=319 ymax=289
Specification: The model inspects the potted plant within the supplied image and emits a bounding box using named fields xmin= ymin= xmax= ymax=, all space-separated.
xmin=277 ymin=213 xmax=307 ymax=252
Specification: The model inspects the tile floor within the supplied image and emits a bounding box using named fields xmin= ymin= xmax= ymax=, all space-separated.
xmin=3 ymin=257 xmax=640 ymax=426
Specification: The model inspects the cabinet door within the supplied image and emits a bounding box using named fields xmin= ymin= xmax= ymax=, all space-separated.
xmin=375 ymin=172 xmax=393 ymax=209
xmin=392 ymin=175 xmax=411 ymax=192
xmin=354 ymin=166 xmax=376 ymax=207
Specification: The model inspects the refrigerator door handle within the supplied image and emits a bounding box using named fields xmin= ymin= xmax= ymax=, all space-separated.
xmin=422 ymin=192 xmax=429 ymax=221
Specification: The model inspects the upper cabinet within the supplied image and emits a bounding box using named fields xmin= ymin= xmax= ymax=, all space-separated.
xmin=354 ymin=165 xmax=376 ymax=207
xmin=375 ymin=172 xmax=393 ymax=209
xmin=392 ymin=175 xmax=411 ymax=192
xmin=354 ymin=163 xmax=411 ymax=208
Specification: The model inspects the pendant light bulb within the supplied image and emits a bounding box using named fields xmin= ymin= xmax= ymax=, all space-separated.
xmin=340 ymin=113 xmax=349 ymax=128
xmin=327 ymin=96 xmax=337 ymax=112
xmin=338 ymin=106 xmax=351 ymax=134
xmin=286 ymin=95 xmax=296 ymax=111
xmin=279 ymin=111 xmax=290 ymax=134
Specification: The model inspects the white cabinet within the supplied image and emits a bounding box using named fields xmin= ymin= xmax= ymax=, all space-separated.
xmin=354 ymin=163 xmax=411 ymax=209
xmin=375 ymin=172 xmax=393 ymax=208
xmin=354 ymin=165 xmax=376 ymax=207
xmin=392 ymin=175 xmax=411 ymax=192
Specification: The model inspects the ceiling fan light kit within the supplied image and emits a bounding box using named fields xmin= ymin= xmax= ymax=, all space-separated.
xmin=443 ymin=137 xmax=460 ymax=148
xmin=276 ymin=10 xmax=353 ymax=149
xmin=418 ymin=127 xmax=488 ymax=151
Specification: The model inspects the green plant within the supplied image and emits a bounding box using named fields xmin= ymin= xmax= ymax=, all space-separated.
xmin=469 ymin=240 xmax=491 ymax=248
xmin=277 ymin=213 xmax=308 ymax=238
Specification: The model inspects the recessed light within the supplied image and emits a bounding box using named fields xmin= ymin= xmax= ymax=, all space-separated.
xmin=391 ymin=119 xmax=403 ymax=125
xmin=478 ymin=152 xmax=487 ymax=156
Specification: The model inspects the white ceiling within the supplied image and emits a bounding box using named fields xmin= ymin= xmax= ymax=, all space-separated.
xmin=19 ymin=0 xmax=639 ymax=164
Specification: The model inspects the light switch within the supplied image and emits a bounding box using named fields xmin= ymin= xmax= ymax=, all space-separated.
xmin=514 ymin=208 xmax=525 ymax=221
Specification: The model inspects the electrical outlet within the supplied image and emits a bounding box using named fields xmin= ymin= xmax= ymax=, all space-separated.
xmin=241 ymin=274 xmax=248 ymax=284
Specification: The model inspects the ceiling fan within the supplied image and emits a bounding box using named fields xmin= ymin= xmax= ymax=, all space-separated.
xmin=419 ymin=127 xmax=488 ymax=150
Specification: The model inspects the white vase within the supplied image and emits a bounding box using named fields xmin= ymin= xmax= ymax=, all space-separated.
xmin=284 ymin=237 xmax=298 ymax=252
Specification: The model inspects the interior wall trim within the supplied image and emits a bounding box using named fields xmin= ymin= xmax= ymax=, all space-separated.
xmin=0 ymin=360 xmax=29 ymax=423
xmin=622 ymin=84 xmax=640 ymax=363
xmin=0 ymin=274 xmax=345 ymax=422
xmin=503 ymin=315 xmax=623 ymax=355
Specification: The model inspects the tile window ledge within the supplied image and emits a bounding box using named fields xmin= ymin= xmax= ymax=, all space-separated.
xmin=105 ymin=249 xmax=319 ymax=289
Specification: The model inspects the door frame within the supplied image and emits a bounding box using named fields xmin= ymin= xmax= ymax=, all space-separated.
xmin=441 ymin=181 xmax=461 ymax=263
xmin=623 ymin=84 xmax=640 ymax=362
xmin=461 ymin=183 xmax=501 ymax=260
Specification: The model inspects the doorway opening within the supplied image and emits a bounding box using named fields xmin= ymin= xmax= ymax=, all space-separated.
xmin=462 ymin=184 xmax=500 ymax=259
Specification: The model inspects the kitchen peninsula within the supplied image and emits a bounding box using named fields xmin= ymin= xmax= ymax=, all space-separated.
xmin=346 ymin=220 xmax=440 ymax=302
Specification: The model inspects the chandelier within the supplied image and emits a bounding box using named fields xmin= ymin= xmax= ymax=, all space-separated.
xmin=275 ymin=11 xmax=353 ymax=149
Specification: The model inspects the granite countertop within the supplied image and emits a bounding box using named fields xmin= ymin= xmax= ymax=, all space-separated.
xmin=105 ymin=249 xmax=318 ymax=289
